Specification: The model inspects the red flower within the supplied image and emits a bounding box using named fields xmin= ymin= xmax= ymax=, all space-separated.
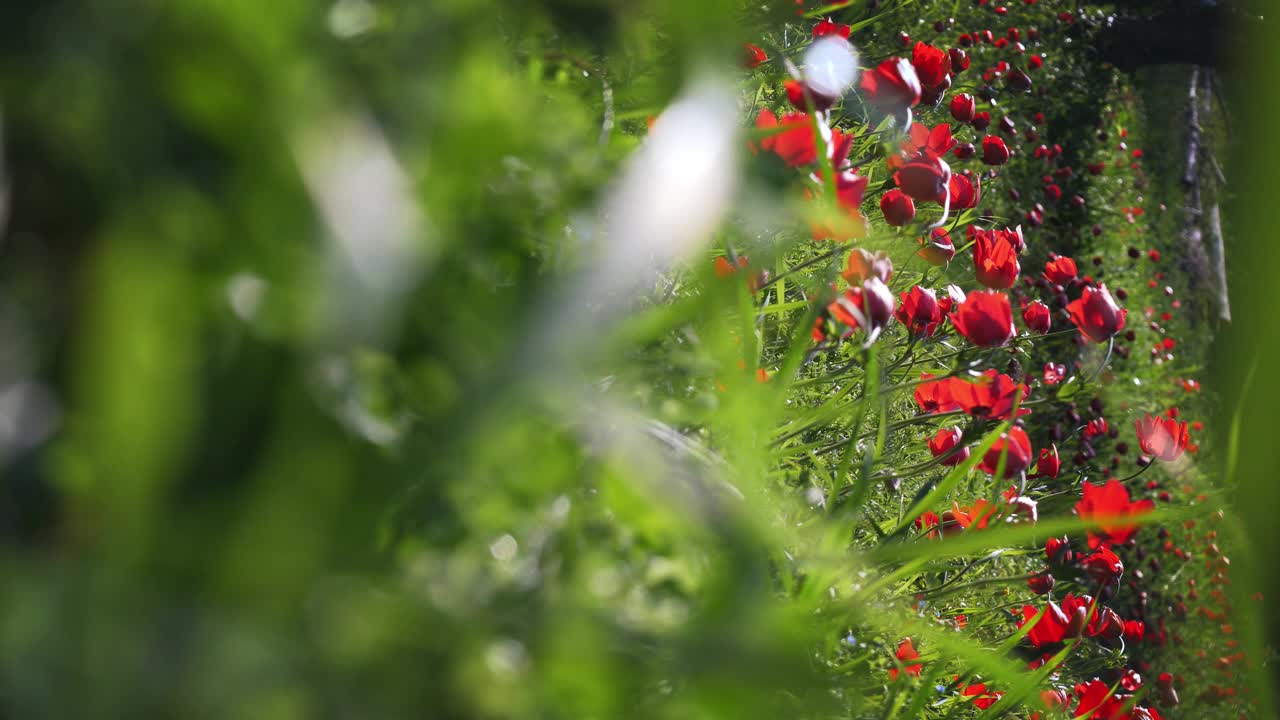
xmin=1081 ymin=545 xmax=1124 ymax=584
xmin=1068 ymin=284 xmax=1127 ymax=343
xmin=914 ymin=373 xmax=954 ymax=413
xmin=979 ymin=426 xmax=1032 ymax=477
xmin=1022 ymin=300 xmax=1051 ymax=334
xmin=916 ymin=370 xmax=1029 ymax=420
xmin=948 ymin=47 xmax=970 ymax=72
xmin=741 ymin=43 xmax=768 ymax=69
xmin=784 ymin=79 xmax=837 ymax=112
xmin=918 ymin=227 xmax=955 ymax=265
xmin=1043 ymin=254 xmax=1078 ymax=284
xmin=948 ymin=369 xmax=1030 ymax=419
xmin=888 ymin=638 xmax=923 ymax=680
xmin=959 ymin=681 xmax=1003 ymax=710
xmin=928 ymin=426 xmax=970 ymax=466
xmin=1135 ymin=414 xmax=1189 ymax=462
xmin=1043 ymin=363 xmax=1066 ymax=385
xmin=947 ymin=172 xmax=979 ymax=209
xmin=893 ymin=123 xmax=956 ymax=166
xmin=1084 ymin=417 xmax=1109 ymax=438
xmin=755 ymin=109 xmax=820 ymax=167
xmin=828 ymin=278 xmax=896 ymax=336
xmin=910 ymin=42 xmax=952 ymax=102
xmin=1019 ymin=601 xmax=1071 ymax=648
xmin=1073 ymin=679 xmax=1130 ymax=720
xmin=810 ymin=170 xmax=871 ymax=241
xmin=949 ymin=93 xmax=976 ymax=123
xmin=981 ymin=135 xmax=1010 ymax=165
xmin=970 ymin=228 xmax=1021 ymax=289
xmin=914 ymin=510 xmax=942 ymax=538
xmin=1122 ymin=620 xmax=1146 ymax=644
xmin=895 ymin=285 xmax=942 ymax=336
xmin=1075 ymin=478 xmax=1155 ymax=549
xmin=859 ymin=58 xmax=922 ymax=117
xmin=1034 ymin=444 xmax=1060 ymax=478
xmin=1028 ymin=573 xmax=1055 ymax=595
xmin=813 ymin=18 xmax=851 ymax=39
xmin=880 ymin=189 xmax=916 ymax=226
xmin=950 ymin=290 xmax=1015 ymax=347
xmin=1005 ymin=68 xmax=1033 ymax=92
xmin=951 ymin=498 xmax=999 ymax=529
xmin=895 ymin=156 xmax=951 ymax=203
xmin=842 ymin=248 xmax=893 ymax=286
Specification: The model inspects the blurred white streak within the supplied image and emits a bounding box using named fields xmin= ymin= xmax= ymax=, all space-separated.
xmin=225 ymin=272 xmax=268 ymax=323
xmin=328 ymin=0 xmax=377 ymax=39
xmin=0 ymin=382 xmax=60 ymax=461
xmin=293 ymin=111 xmax=432 ymax=347
xmin=592 ymin=74 xmax=739 ymax=300
xmin=802 ymin=36 xmax=859 ymax=100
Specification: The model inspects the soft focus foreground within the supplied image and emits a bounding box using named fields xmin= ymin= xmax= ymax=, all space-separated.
xmin=0 ymin=1 xmax=1274 ymax=718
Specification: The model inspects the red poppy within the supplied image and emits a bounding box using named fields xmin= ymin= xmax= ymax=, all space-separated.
xmin=755 ymin=109 xmax=821 ymax=167
xmin=1081 ymin=545 xmax=1124 ymax=584
xmin=859 ymin=58 xmax=922 ymax=118
xmin=895 ymin=156 xmax=951 ymax=203
xmin=1084 ymin=417 xmax=1109 ymax=438
xmin=741 ymin=43 xmax=768 ymax=69
xmin=914 ymin=510 xmax=942 ymax=539
xmin=841 ymin=248 xmax=893 ymax=286
xmin=888 ymin=638 xmax=923 ymax=680
xmin=810 ymin=170 xmax=871 ymax=241
xmin=910 ymin=42 xmax=952 ymax=103
xmin=812 ymin=18 xmax=851 ymax=39
xmin=959 ymin=681 xmax=1003 ymax=710
xmin=948 ymin=47 xmax=970 ymax=71
xmin=971 ymin=111 xmax=990 ymax=131
xmin=918 ymin=228 xmax=955 ymax=265
xmin=1043 ymin=254 xmax=1078 ymax=284
xmin=1028 ymin=573 xmax=1055 ymax=595
xmin=951 ymin=498 xmax=1000 ymax=529
xmin=1123 ymin=620 xmax=1146 ymax=644
xmin=828 ymin=278 xmax=896 ymax=336
xmin=948 ymin=369 xmax=1030 ymax=419
xmin=1034 ymin=444 xmax=1060 ymax=478
xmin=1043 ymin=363 xmax=1066 ymax=385
xmin=1068 ymin=284 xmax=1127 ymax=343
xmin=1135 ymin=414 xmax=1189 ymax=461
xmin=949 ymin=93 xmax=976 ymax=123
xmin=1075 ymin=478 xmax=1155 ymax=548
xmin=1072 ymin=679 xmax=1133 ymax=720
xmin=1022 ymin=300 xmax=1051 ymax=334
xmin=947 ymin=172 xmax=979 ymax=209
xmin=950 ymin=290 xmax=1015 ymax=347
xmin=895 ymin=285 xmax=942 ymax=336
xmin=928 ymin=426 xmax=970 ymax=466
xmin=970 ymin=227 xmax=1021 ymax=289
xmin=914 ymin=373 xmax=955 ymax=414
xmin=1005 ymin=68 xmax=1033 ymax=92
xmin=981 ymin=135 xmax=1010 ymax=165
xmin=1019 ymin=601 xmax=1071 ymax=648
xmin=784 ymin=79 xmax=837 ymax=112
xmin=979 ymin=426 xmax=1032 ymax=477
xmin=881 ymin=189 xmax=916 ymax=226
xmin=892 ymin=123 xmax=956 ymax=168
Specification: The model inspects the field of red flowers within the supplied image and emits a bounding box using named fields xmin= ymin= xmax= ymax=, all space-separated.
xmin=659 ymin=1 xmax=1261 ymax=717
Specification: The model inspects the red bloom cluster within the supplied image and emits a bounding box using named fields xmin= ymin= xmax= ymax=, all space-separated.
xmin=914 ymin=369 xmax=1030 ymax=419
xmin=1075 ymin=479 xmax=1155 ymax=549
